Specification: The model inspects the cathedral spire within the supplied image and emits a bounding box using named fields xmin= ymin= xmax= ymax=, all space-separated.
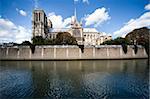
xmin=74 ymin=7 xmax=77 ymax=21
xmin=71 ymin=0 xmax=82 ymax=28
xmin=74 ymin=0 xmax=78 ymax=22
xmin=34 ymin=0 xmax=39 ymax=9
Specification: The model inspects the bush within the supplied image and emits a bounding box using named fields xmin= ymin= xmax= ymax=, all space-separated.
xmin=134 ymin=45 xmax=138 ymax=54
xmin=122 ymin=44 xmax=128 ymax=54
xmin=32 ymin=36 xmax=45 ymax=45
xmin=30 ymin=44 xmax=35 ymax=54
xmin=32 ymin=33 xmax=77 ymax=45
xmin=144 ymin=43 xmax=149 ymax=56
xmin=78 ymin=45 xmax=84 ymax=53
xmin=21 ymin=41 xmax=31 ymax=46
xmin=101 ymin=37 xmax=130 ymax=45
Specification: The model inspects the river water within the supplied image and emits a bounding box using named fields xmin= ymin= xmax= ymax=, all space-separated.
xmin=0 ymin=60 xmax=149 ymax=99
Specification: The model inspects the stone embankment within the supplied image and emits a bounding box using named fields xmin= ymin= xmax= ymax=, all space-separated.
xmin=0 ymin=45 xmax=148 ymax=60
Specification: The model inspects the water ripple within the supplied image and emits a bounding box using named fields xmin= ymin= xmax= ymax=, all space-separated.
xmin=0 ymin=70 xmax=33 ymax=98
xmin=82 ymin=72 xmax=149 ymax=99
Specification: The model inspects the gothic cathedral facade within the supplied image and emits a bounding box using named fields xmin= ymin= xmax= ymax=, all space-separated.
xmin=32 ymin=9 xmax=112 ymax=45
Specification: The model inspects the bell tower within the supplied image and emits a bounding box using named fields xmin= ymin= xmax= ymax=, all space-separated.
xmin=32 ymin=9 xmax=48 ymax=38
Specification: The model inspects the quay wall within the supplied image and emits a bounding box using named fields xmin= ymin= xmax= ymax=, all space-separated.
xmin=0 ymin=45 xmax=148 ymax=60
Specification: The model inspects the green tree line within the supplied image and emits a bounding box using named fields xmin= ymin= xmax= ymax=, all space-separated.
xmin=32 ymin=32 xmax=77 ymax=45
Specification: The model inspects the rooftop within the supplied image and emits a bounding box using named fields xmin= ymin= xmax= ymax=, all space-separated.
xmin=83 ymin=28 xmax=99 ymax=33
xmin=49 ymin=28 xmax=69 ymax=33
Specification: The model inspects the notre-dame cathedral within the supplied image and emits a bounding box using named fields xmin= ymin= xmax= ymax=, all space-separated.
xmin=32 ymin=9 xmax=112 ymax=45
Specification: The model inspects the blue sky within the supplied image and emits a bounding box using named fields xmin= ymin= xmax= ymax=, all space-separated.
xmin=0 ymin=0 xmax=150 ymax=43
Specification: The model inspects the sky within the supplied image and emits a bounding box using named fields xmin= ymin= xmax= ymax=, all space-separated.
xmin=0 ymin=0 xmax=150 ymax=43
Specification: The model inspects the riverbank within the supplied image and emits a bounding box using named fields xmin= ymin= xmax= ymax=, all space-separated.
xmin=0 ymin=45 xmax=148 ymax=60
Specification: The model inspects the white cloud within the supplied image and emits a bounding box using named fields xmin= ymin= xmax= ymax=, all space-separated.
xmin=84 ymin=7 xmax=110 ymax=27
xmin=113 ymin=12 xmax=150 ymax=37
xmin=145 ymin=3 xmax=150 ymax=10
xmin=19 ymin=10 xmax=27 ymax=16
xmin=0 ymin=18 xmax=31 ymax=43
xmin=74 ymin=0 xmax=89 ymax=4
xmin=47 ymin=12 xmax=71 ymax=28
xmin=83 ymin=0 xmax=89 ymax=4
xmin=48 ymin=8 xmax=110 ymax=28
xmin=16 ymin=8 xmax=27 ymax=16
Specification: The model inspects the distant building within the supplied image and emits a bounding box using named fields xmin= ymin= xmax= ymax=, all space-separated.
xmin=32 ymin=9 xmax=112 ymax=45
xmin=83 ymin=28 xmax=112 ymax=45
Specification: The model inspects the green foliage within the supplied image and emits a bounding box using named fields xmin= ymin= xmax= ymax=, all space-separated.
xmin=55 ymin=32 xmax=77 ymax=45
xmin=32 ymin=33 xmax=77 ymax=45
xmin=101 ymin=37 xmax=130 ymax=45
xmin=101 ymin=40 xmax=113 ymax=45
xmin=44 ymin=39 xmax=55 ymax=45
xmin=101 ymin=37 xmax=129 ymax=54
xmin=136 ymin=38 xmax=149 ymax=55
xmin=125 ymin=27 xmax=149 ymax=45
xmin=101 ymin=27 xmax=149 ymax=55
xmin=21 ymin=41 xmax=31 ymax=46
xmin=125 ymin=27 xmax=149 ymax=55
xmin=32 ymin=36 xmax=45 ymax=45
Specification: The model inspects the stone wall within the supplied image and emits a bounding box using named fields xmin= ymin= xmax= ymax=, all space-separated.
xmin=43 ymin=48 xmax=54 ymax=59
xmin=0 ymin=45 xmax=148 ymax=60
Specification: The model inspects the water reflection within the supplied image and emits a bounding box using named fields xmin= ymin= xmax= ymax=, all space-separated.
xmin=0 ymin=60 xmax=149 ymax=98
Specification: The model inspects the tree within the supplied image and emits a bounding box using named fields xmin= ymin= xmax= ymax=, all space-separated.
xmin=55 ymin=32 xmax=77 ymax=45
xmin=101 ymin=37 xmax=130 ymax=45
xmin=44 ymin=39 xmax=55 ymax=45
xmin=125 ymin=27 xmax=149 ymax=55
xmin=32 ymin=36 xmax=45 ymax=45
xmin=125 ymin=27 xmax=149 ymax=45
xmin=21 ymin=41 xmax=31 ymax=46
xmin=31 ymin=33 xmax=77 ymax=45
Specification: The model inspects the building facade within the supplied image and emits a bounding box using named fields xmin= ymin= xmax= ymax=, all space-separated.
xmin=32 ymin=9 xmax=112 ymax=45
xmin=32 ymin=9 xmax=52 ymax=38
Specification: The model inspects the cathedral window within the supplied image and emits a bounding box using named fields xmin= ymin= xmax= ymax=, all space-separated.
xmin=35 ymin=13 xmax=38 ymax=21
xmin=39 ymin=13 xmax=40 ymax=21
xmin=87 ymin=34 xmax=89 ymax=37
xmin=73 ymin=29 xmax=80 ymax=37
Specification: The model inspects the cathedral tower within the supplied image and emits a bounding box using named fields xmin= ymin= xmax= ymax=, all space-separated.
xmin=32 ymin=9 xmax=49 ymax=38
xmin=71 ymin=8 xmax=84 ymax=45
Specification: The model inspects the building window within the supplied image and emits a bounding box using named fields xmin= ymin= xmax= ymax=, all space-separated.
xmin=87 ymin=34 xmax=89 ymax=37
xmin=35 ymin=13 xmax=38 ymax=21
xmin=39 ymin=13 xmax=40 ymax=21
xmin=73 ymin=29 xmax=80 ymax=36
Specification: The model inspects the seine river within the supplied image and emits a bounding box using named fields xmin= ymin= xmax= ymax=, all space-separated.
xmin=0 ymin=59 xmax=149 ymax=98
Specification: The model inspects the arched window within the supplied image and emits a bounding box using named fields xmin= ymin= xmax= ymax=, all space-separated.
xmin=35 ymin=13 xmax=38 ymax=21
xmin=39 ymin=13 xmax=40 ymax=21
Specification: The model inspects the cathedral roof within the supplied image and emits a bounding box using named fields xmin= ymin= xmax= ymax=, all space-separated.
xmin=49 ymin=28 xmax=69 ymax=33
xmin=83 ymin=28 xmax=98 ymax=33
